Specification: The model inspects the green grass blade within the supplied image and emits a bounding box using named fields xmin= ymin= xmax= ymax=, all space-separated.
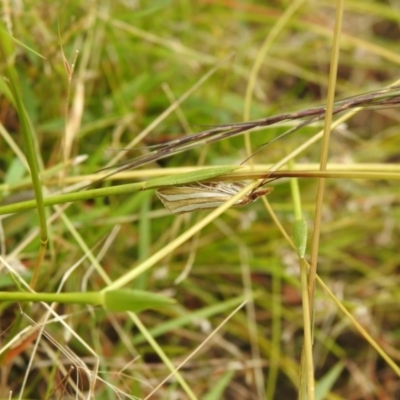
xmin=0 ymin=26 xmax=47 ymax=287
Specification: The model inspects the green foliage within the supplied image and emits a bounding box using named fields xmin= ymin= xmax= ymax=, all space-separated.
xmin=103 ymin=289 xmax=175 ymax=312
xmin=1 ymin=1 xmax=400 ymax=399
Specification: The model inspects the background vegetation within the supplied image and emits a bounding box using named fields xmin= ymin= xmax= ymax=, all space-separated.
xmin=1 ymin=1 xmax=400 ymax=399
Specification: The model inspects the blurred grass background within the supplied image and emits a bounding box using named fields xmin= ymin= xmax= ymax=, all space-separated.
xmin=1 ymin=1 xmax=400 ymax=399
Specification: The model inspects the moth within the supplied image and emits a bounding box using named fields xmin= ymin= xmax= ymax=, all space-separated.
xmin=156 ymin=182 xmax=273 ymax=215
